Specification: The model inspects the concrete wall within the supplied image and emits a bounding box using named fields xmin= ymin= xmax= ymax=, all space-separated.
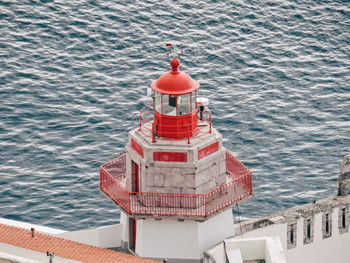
xmin=57 ymin=224 xmax=123 ymax=248
xmin=0 ymin=218 xmax=65 ymax=235
xmin=135 ymin=209 xmax=234 ymax=262
xmin=198 ymin=209 xmax=234 ymax=255
xmin=0 ymin=251 xmax=42 ymax=263
xmin=127 ymin=128 xmax=228 ymax=195
xmin=235 ymin=206 xmax=350 ymax=263
xmin=225 ymin=237 xmax=285 ymax=263
xmin=0 ymin=217 xmax=123 ymax=249
xmin=204 ymin=195 xmax=350 ymax=263
xmin=0 ymin=243 xmax=81 ymax=263
xmin=204 ymin=237 xmax=286 ymax=263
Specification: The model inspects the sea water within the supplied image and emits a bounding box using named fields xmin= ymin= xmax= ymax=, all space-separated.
xmin=0 ymin=0 xmax=349 ymax=230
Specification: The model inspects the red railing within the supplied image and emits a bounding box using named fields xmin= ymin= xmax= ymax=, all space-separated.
xmin=139 ymin=103 xmax=212 ymax=142
xmin=100 ymin=154 xmax=131 ymax=213
xmin=100 ymin=151 xmax=252 ymax=218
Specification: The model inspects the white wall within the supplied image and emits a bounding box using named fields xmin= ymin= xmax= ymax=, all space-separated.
xmin=0 ymin=218 xmax=66 ymax=235
xmin=224 ymin=237 xmax=286 ymax=263
xmin=286 ymin=207 xmax=349 ymax=263
xmin=235 ymin=207 xmax=350 ymax=263
xmin=205 ymin=237 xmax=286 ymax=263
xmin=135 ymin=209 xmax=234 ymax=261
xmin=0 ymin=217 xmax=123 ymax=249
xmin=120 ymin=211 xmax=128 ymax=246
xmin=136 ymin=217 xmax=201 ymax=260
xmin=198 ymin=209 xmax=234 ymax=254
xmin=57 ymin=224 xmax=123 ymax=248
xmin=0 ymin=243 xmax=81 ymax=263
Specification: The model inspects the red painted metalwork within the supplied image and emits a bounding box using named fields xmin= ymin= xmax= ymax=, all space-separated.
xmin=100 ymin=154 xmax=131 ymax=213
xmin=153 ymin=152 xmax=187 ymax=162
xmin=198 ymin=142 xmax=219 ymax=160
xmin=100 ymin=151 xmax=252 ymax=218
xmin=131 ymin=139 xmax=144 ymax=158
xmin=151 ymin=58 xmax=199 ymax=95
xmin=139 ymin=103 xmax=212 ymax=142
xmin=149 ymin=58 xmax=201 ymax=140
xmin=132 ymin=161 xmax=140 ymax=192
xmin=154 ymin=111 xmax=198 ymax=139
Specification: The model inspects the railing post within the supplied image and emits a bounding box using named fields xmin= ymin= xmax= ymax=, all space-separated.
xmin=209 ymin=112 xmax=212 ymax=133
xmin=129 ymin=193 xmax=132 ymax=214
xmin=99 ymin=169 xmax=103 ymax=189
xmin=152 ymin=122 xmax=156 ymax=143
xmin=187 ymin=123 xmax=191 ymax=144
xmin=139 ymin=112 xmax=142 ymax=131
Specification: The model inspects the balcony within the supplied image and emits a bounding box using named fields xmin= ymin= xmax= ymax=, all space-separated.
xmin=100 ymin=151 xmax=252 ymax=219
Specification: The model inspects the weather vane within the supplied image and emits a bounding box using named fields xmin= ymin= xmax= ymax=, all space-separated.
xmin=165 ymin=42 xmax=184 ymax=58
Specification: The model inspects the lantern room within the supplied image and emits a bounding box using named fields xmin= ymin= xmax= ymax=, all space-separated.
xmin=151 ymin=57 xmax=199 ymax=139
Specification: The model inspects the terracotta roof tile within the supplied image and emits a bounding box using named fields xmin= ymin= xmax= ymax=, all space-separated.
xmin=0 ymin=224 xmax=158 ymax=263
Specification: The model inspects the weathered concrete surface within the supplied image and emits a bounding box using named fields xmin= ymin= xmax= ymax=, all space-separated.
xmin=204 ymin=237 xmax=286 ymax=263
xmin=126 ymin=127 xmax=228 ymax=195
xmin=233 ymin=194 xmax=350 ymax=236
xmin=338 ymin=153 xmax=350 ymax=196
xmin=205 ymin=194 xmax=350 ymax=263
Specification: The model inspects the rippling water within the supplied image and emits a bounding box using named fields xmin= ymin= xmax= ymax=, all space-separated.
xmin=0 ymin=0 xmax=349 ymax=230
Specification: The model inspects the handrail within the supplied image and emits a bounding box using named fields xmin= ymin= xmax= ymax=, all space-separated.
xmin=100 ymin=151 xmax=252 ymax=218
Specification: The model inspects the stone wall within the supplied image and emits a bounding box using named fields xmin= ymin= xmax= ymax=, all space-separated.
xmin=126 ymin=127 xmax=228 ymax=195
xmin=140 ymin=150 xmax=227 ymax=194
xmin=338 ymin=153 xmax=350 ymax=196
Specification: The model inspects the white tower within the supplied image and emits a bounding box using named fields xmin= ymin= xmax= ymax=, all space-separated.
xmin=100 ymin=57 xmax=252 ymax=262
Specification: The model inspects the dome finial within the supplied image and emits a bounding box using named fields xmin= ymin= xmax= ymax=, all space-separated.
xmin=170 ymin=57 xmax=180 ymax=73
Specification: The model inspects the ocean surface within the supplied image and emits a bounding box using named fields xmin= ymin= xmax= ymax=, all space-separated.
xmin=0 ymin=0 xmax=349 ymax=231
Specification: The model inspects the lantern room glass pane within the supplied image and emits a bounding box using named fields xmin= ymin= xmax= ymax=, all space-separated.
xmin=156 ymin=92 xmax=196 ymax=116
xmin=177 ymin=94 xmax=191 ymax=115
xmin=155 ymin=92 xmax=161 ymax=113
xmin=191 ymin=92 xmax=197 ymax=112
xmin=161 ymin=94 xmax=177 ymax=116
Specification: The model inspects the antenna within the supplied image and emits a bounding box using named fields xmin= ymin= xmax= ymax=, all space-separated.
xmin=165 ymin=42 xmax=184 ymax=58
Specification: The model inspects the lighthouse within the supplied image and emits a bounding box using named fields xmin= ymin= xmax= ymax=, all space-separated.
xmin=100 ymin=56 xmax=253 ymax=262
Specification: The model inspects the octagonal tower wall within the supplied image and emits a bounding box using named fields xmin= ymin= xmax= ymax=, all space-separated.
xmin=125 ymin=127 xmax=228 ymax=195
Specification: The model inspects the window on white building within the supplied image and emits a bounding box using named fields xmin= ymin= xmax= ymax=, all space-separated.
xmin=339 ymin=207 xmax=349 ymax=234
xmin=287 ymin=221 xmax=297 ymax=249
xmin=322 ymin=212 xmax=332 ymax=239
xmin=303 ymin=216 xmax=314 ymax=245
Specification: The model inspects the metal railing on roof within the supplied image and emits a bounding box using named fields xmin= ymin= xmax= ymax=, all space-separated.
xmin=100 ymin=151 xmax=252 ymax=218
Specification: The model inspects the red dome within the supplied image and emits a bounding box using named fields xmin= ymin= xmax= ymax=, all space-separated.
xmin=151 ymin=58 xmax=200 ymax=95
